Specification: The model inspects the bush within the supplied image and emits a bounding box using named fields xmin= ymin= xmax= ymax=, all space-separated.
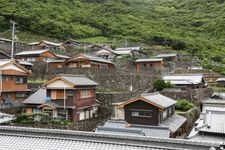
xmin=153 ymin=79 xmax=173 ymax=91
xmin=176 ymin=99 xmax=194 ymax=112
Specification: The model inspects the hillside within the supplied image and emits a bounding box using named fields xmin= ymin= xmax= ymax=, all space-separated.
xmin=0 ymin=0 xmax=225 ymax=69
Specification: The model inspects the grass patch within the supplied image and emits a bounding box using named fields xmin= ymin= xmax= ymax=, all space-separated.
xmin=28 ymin=79 xmax=48 ymax=84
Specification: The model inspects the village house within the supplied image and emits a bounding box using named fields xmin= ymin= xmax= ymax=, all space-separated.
xmin=0 ymin=37 xmax=29 ymax=52
xmin=113 ymin=47 xmax=146 ymax=58
xmin=188 ymin=96 xmax=225 ymax=143
xmin=163 ymin=74 xmax=207 ymax=89
xmin=86 ymin=44 xmax=104 ymax=54
xmin=0 ymin=50 xmax=11 ymax=59
xmin=0 ymin=59 xmax=31 ymax=103
xmin=112 ymin=92 xmax=187 ymax=137
xmin=134 ymin=58 xmax=164 ymax=71
xmin=155 ymin=53 xmax=180 ymax=61
xmin=48 ymin=54 xmax=70 ymax=69
xmin=15 ymin=49 xmax=56 ymax=62
xmin=65 ymin=53 xmax=114 ymax=69
xmin=216 ymin=78 xmax=225 ymax=87
xmin=28 ymin=40 xmax=66 ymax=51
xmin=95 ymin=49 xmax=116 ymax=61
xmin=63 ymin=39 xmax=80 ymax=47
xmin=23 ymin=74 xmax=99 ymax=123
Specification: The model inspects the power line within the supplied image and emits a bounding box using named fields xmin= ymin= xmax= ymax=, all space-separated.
xmin=16 ymin=23 xmax=72 ymax=40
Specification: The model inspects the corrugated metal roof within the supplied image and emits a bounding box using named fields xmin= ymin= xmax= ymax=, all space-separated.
xmin=135 ymin=58 xmax=163 ymax=63
xmin=97 ymin=120 xmax=170 ymax=138
xmin=160 ymin=114 xmax=187 ymax=133
xmin=41 ymin=40 xmax=64 ymax=46
xmin=115 ymin=47 xmax=141 ymax=51
xmin=60 ymin=74 xmax=98 ymax=86
xmin=23 ymin=88 xmax=46 ymax=104
xmin=28 ymin=42 xmax=39 ymax=45
xmin=216 ymin=78 xmax=225 ymax=82
xmin=140 ymin=92 xmax=176 ymax=108
xmin=155 ymin=54 xmax=177 ymax=58
xmin=15 ymin=49 xmax=49 ymax=56
xmin=163 ymin=74 xmax=204 ymax=85
xmin=0 ymin=112 xmax=14 ymax=124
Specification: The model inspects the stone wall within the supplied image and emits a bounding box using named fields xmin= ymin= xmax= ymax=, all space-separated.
xmin=160 ymin=88 xmax=214 ymax=103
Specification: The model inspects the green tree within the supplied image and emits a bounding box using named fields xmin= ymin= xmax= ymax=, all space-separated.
xmin=153 ymin=79 xmax=173 ymax=91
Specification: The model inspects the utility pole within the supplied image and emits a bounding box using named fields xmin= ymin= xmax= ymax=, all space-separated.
xmin=11 ymin=21 xmax=16 ymax=59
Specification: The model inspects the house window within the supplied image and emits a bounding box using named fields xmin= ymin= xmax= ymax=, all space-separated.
xmin=131 ymin=110 xmax=152 ymax=118
xmin=80 ymin=90 xmax=92 ymax=98
xmin=66 ymin=90 xmax=74 ymax=96
xmin=16 ymin=77 xmax=27 ymax=84
xmin=16 ymin=93 xmax=28 ymax=98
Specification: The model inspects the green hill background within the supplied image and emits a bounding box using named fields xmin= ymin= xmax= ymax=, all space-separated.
xmin=0 ymin=0 xmax=225 ymax=72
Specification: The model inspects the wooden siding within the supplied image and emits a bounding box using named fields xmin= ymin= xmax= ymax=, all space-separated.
xmin=49 ymin=62 xmax=64 ymax=69
xmin=135 ymin=61 xmax=163 ymax=71
xmin=26 ymin=108 xmax=32 ymax=114
xmin=124 ymin=100 xmax=160 ymax=126
xmin=74 ymin=89 xmax=96 ymax=107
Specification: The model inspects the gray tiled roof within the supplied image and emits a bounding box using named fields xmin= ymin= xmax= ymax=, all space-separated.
xmin=15 ymin=49 xmax=51 ymax=56
xmin=199 ymin=111 xmax=225 ymax=135
xmin=23 ymin=88 xmax=46 ymax=104
xmin=69 ymin=53 xmax=114 ymax=64
xmin=0 ymin=126 xmax=221 ymax=150
xmin=160 ymin=114 xmax=187 ymax=133
xmin=98 ymin=120 xmax=170 ymax=138
xmin=60 ymin=74 xmax=98 ymax=86
xmin=96 ymin=126 xmax=145 ymax=136
xmin=140 ymin=92 xmax=176 ymax=108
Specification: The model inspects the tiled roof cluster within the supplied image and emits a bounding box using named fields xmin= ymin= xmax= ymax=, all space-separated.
xmin=0 ymin=126 xmax=222 ymax=150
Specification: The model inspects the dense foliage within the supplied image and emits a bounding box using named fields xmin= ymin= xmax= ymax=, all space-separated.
xmin=176 ymin=99 xmax=194 ymax=112
xmin=1 ymin=0 xmax=225 ymax=72
xmin=153 ymin=79 xmax=173 ymax=91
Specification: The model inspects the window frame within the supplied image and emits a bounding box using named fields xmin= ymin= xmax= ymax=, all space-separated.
xmin=131 ymin=109 xmax=153 ymax=118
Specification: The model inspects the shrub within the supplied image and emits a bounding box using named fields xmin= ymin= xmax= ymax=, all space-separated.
xmin=153 ymin=79 xmax=173 ymax=91
xmin=176 ymin=99 xmax=194 ymax=112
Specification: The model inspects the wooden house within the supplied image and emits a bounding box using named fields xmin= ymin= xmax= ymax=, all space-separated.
xmin=65 ymin=53 xmax=114 ymax=69
xmin=163 ymin=74 xmax=207 ymax=89
xmin=0 ymin=37 xmax=29 ymax=52
xmin=113 ymin=92 xmax=186 ymax=137
xmin=155 ymin=53 xmax=180 ymax=61
xmin=0 ymin=59 xmax=31 ymax=102
xmin=134 ymin=58 xmax=164 ymax=71
xmin=15 ymin=49 xmax=56 ymax=62
xmin=28 ymin=40 xmax=66 ymax=51
xmin=48 ymin=54 xmax=70 ymax=69
xmin=86 ymin=44 xmax=103 ymax=54
xmin=95 ymin=49 xmax=116 ymax=60
xmin=63 ymin=39 xmax=80 ymax=47
xmin=114 ymin=47 xmax=146 ymax=58
xmin=216 ymin=78 xmax=225 ymax=87
xmin=23 ymin=74 xmax=99 ymax=123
